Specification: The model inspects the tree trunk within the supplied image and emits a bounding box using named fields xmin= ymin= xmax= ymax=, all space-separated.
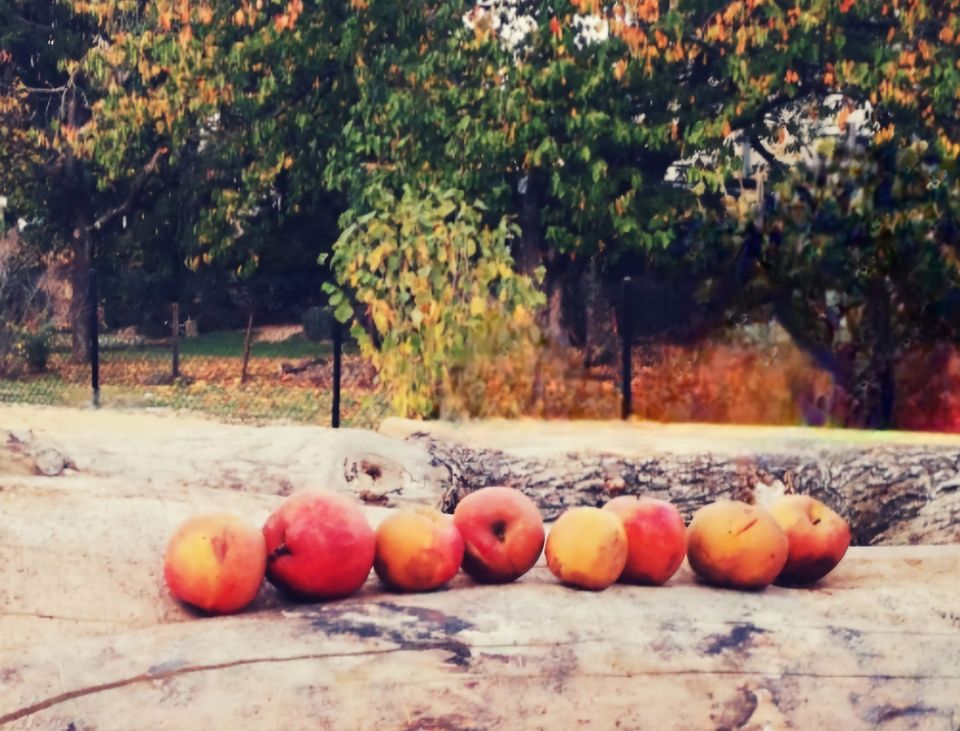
xmin=543 ymin=266 xmax=569 ymax=348
xmin=583 ymin=257 xmax=616 ymax=367
xmin=513 ymin=170 xmax=546 ymax=278
xmin=240 ymin=311 xmax=255 ymax=384
xmin=514 ymin=170 xmax=571 ymax=348
xmin=380 ymin=419 xmax=960 ymax=547
xmin=67 ymin=229 xmax=92 ymax=363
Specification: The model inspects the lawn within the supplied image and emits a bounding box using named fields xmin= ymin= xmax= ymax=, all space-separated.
xmin=3 ymin=329 xmax=386 ymax=428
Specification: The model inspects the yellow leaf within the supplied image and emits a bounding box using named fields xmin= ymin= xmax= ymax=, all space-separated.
xmin=470 ymin=296 xmax=486 ymax=316
xmin=372 ymin=303 xmax=392 ymax=332
xmin=367 ymin=245 xmax=386 ymax=269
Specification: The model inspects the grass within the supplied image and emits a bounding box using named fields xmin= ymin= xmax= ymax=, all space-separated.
xmin=0 ymin=376 xmax=91 ymax=408
xmin=0 ymin=372 xmax=390 ymax=429
xmin=85 ymin=331 xmax=343 ymax=361
xmin=178 ymin=331 xmax=338 ymax=359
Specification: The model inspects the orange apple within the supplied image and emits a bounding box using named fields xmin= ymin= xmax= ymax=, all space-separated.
xmin=545 ymin=507 xmax=628 ymax=591
xmin=374 ymin=507 xmax=465 ymax=592
xmin=686 ymin=500 xmax=788 ymax=590
xmin=603 ymin=496 xmax=686 ymax=585
xmin=767 ymin=495 xmax=851 ymax=585
xmin=163 ymin=513 xmax=266 ymax=614
xmin=453 ymin=487 xmax=545 ymax=583
xmin=263 ymin=490 xmax=375 ymax=600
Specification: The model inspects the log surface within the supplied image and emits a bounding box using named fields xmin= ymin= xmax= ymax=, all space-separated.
xmin=1 ymin=546 xmax=958 ymax=731
xmin=382 ymin=418 xmax=960 ymax=545
xmin=1 ymin=406 xmax=959 ymax=729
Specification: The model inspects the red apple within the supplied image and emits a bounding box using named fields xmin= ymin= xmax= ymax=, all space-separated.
xmin=453 ymin=487 xmax=545 ymax=583
xmin=603 ymin=496 xmax=687 ymax=585
xmin=767 ymin=495 xmax=851 ymax=585
xmin=263 ymin=490 xmax=375 ymax=599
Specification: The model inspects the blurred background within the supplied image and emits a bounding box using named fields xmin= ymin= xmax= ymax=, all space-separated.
xmin=2 ymin=0 xmax=958 ymax=431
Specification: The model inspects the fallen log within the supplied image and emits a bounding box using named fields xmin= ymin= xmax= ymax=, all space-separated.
xmin=381 ymin=419 xmax=960 ymax=545
xmin=1 ymin=545 xmax=958 ymax=731
xmin=1 ymin=407 xmax=959 ymax=729
xmin=2 ymin=407 xmax=959 ymax=546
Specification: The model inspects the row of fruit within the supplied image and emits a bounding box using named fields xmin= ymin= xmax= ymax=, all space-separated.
xmin=162 ymin=487 xmax=851 ymax=615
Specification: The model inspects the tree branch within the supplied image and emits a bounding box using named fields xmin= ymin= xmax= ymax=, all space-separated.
xmin=87 ymin=147 xmax=168 ymax=233
xmin=773 ymin=295 xmax=845 ymax=381
xmin=748 ymin=132 xmax=787 ymax=174
xmin=11 ymin=11 xmax=55 ymax=33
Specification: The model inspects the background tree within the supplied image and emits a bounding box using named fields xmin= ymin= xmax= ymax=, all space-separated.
xmin=6 ymin=0 xmax=959 ymax=425
xmin=0 ymin=0 xmax=171 ymax=360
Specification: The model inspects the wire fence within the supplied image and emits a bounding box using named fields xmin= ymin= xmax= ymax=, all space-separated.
xmin=4 ymin=267 xmax=960 ymax=431
xmin=0 ymin=270 xmax=387 ymax=427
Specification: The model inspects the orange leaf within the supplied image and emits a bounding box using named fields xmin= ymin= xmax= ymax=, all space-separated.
xmin=837 ymin=105 xmax=850 ymax=131
xmin=550 ymin=17 xmax=562 ymax=40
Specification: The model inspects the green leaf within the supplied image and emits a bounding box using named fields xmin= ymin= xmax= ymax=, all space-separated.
xmin=334 ymin=301 xmax=353 ymax=323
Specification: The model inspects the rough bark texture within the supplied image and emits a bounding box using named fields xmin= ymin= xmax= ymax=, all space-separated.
xmin=380 ymin=420 xmax=960 ymax=546
xmin=415 ymin=434 xmax=960 ymax=546
xmin=66 ymin=233 xmax=91 ymax=363
xmin=3 ymin=406 xmax=960 ymax=546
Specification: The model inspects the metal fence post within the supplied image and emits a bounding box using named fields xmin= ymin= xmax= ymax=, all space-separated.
xmin=89 ymin=268 xmax=100 ymax=407
xmin=332 ymin=317 xmax=342 ymax=429
xmin=171 ymin=302 xmax=180 ymax=379
xmin=620 ymin=276 xmax=632 ymax=420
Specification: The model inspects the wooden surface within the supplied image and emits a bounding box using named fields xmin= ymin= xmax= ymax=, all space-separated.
xmin=2 ymin=406 xmax=960 ymax=729
xmin=1 ymin=545 xmax=958 ymax=730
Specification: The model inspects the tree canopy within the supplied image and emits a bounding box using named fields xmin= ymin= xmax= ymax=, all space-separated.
xmin=2 ymin=0 xmax=959 ymax=419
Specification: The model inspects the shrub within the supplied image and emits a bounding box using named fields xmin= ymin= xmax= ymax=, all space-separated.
xmin=0 ymin=234 xmax=51 ymax=377
xmin=325 ymin=186 xmax=545 ymax=418
xmin=22 ymin=328 xmax=51 ymax=372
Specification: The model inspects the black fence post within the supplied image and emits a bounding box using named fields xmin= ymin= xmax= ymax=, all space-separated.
xmin=332 ymin=317 xmax=342 ymax=429
xmin=171 ymin=302 xmax=180 ymax=379
xmin=620 ymin=276 xmax=632 ymax=421
xmin=89 ymin=268 xmax=100 ymax=407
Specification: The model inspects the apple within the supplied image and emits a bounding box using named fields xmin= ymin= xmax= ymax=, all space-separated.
xmin=262 ymin=490 xmax=375 ymax=600
xmin=453 ymin=487 xmax=545 ymax=583
xmin=163 ymin=513 xmax=266 ymax=614
xmin=603 ymin=496 xmax=686 ymax=585
xmin=686 ymin=500 xmax=788 ymax=590
xmin=767 ymin=494 xmax=851 ymax=585
xmin=545 ymin=507 xmax=628 ymax=591
xmin=374 ymin=506 xmax=464 ymax=592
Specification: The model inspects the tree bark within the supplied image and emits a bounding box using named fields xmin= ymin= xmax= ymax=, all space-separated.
xmin=543 ymin=266 xmax=569 ymax=348
xmin=583 ymin=257 xmax=616 ymax=366
xmin=513 ymin=170 xmax=546 ymax=278
xmin=67 ymin=225 xmax=92 ymax=363
xmin=240 ymin=311 xmax=254 ymax=384
xmin=380 ymin=420 xmax=960 ymax=547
